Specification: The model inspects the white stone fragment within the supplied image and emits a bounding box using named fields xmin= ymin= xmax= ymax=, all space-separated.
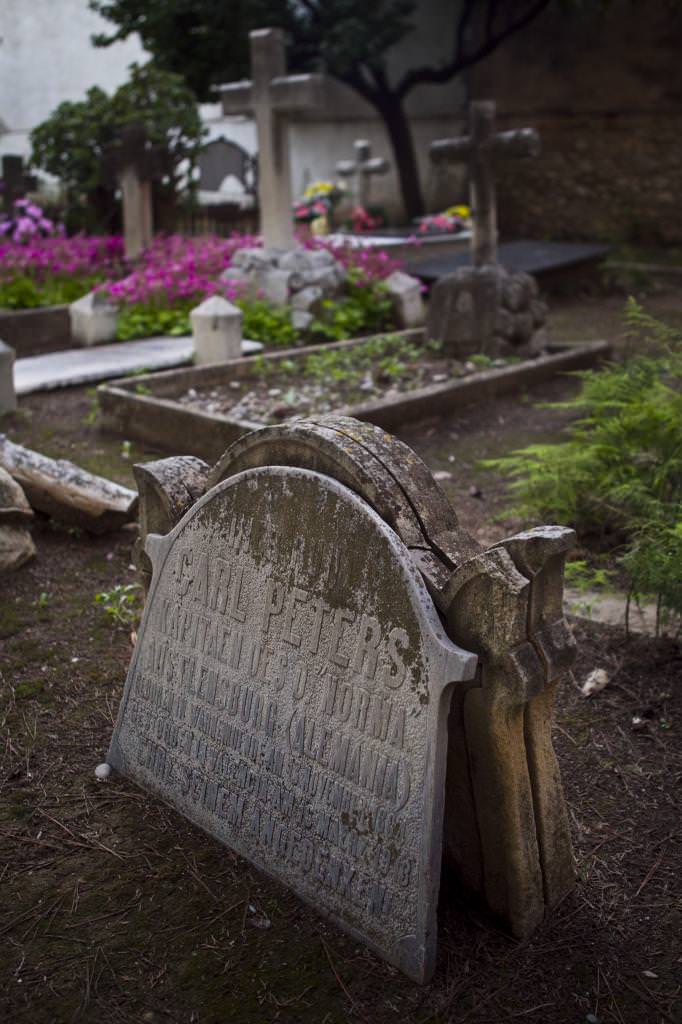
xmin=385 ymin=271 xmax=425 ymax=328
xmin=580 ymin=668 xmax=610 ymax=698
xmin=95 ymin=762 xmax=112 ymax=781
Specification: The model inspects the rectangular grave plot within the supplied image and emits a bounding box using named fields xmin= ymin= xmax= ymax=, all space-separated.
xmin=107 ymin=466 xmax=477 ymax=982
xmin=98 ymin=334 xmax=610 ymax=462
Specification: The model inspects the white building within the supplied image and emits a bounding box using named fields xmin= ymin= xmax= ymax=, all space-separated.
xmin=0 ymin=0 xmax=146 ymax=160
xmin=0 ymin=0 xmax=465 ymax=217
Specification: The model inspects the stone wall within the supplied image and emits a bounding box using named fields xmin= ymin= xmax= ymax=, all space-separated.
xmin=472 ymin=1 xmax=682 ymax=245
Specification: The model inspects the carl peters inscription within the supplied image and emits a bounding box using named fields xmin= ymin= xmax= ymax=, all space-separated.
xmin=107 ymin=466 xmax=477 ymax=982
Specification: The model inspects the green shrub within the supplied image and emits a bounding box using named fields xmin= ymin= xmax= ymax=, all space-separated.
xmin=114 ymin=278 xmax=395 ymax=347
xmin=116 ymin=302 xmax=191 ymax=341
xmin=0 ymin=274 xmax=103 ymax=309
xmin=484 ymin=300 xmax=682 ymax=631
xmin=237 ymin=299 xmax=299 ymax=347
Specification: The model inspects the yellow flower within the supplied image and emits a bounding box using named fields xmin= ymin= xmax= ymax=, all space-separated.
xmin=445 ymin=204 xmax=471 ymax=219
xmin=304 ymin=180 xmax=335 ymax=198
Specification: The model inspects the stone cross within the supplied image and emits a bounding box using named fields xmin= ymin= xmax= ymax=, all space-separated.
xmin=336 ymin=139 xmax=389 ymax=209
xmin=216 ymin=29 xmax=330 ymax=250
xmin=103 ymin=124 xmax=169 ymax=259
xmin=430 ymin=100 xmax=540 ymax=267
xmin=1 ymin=156 xmax=37 ymax=213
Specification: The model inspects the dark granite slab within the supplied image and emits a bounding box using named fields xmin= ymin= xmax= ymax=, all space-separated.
xmin=405 ymin=240 xmax=610 ymax=284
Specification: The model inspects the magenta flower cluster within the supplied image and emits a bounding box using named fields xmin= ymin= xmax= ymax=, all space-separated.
xmin=0 ymin=232 xmax=125 ymax=282
xmin=315 ymin=236 xmax=403 ymax=282
xmin=0 ymin=226 xmax=403 ymax=305
xmin=0 ymin=198 xmax=60 ymax=243
xmin=100 ymin=233 xmax=403 ymax=307
xmin=101 ymin=233 xmax=263 ymax=306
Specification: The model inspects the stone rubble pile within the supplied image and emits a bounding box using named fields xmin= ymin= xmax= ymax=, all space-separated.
xmin=222 ymin=246 xmax=347 ymax=332
xmin=428 ymin=265 xmax=548 ymax=358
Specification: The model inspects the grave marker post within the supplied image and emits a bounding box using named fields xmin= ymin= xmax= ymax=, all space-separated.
xmin=103 ymin=124 xmax=169 ymax=259
xmin=216 ymin=29 xmax=331 ymax=250
xmin=336 ymin=139 xmax=389 ymax=209
xmin=1 ymin=155 xmax=37 ymax=213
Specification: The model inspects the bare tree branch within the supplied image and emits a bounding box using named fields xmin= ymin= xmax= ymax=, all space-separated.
xmin=395 ymin=0 xmax=553 ymax=100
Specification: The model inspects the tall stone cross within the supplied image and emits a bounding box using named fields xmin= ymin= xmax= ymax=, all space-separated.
xmin=216 ymin=28 xmax=329 ymax=250
xmin=430 ymin=100 xmax=540 ymax=267
xmin=336 ymin=139 xmax=389 ymax=209
xmin=103 ymin=124 xmax=169 ymax=259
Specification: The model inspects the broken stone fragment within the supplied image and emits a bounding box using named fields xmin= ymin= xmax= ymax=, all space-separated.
xmin=256 ymin=268 xmax=292 ymax=307
xmin=231 ymin=247 xmax=282 ymax=271
xmin=385 ymin=271 xmax=425 ymax=328
xmin=0 ymin=465 xmax=33 ymax=525
xmin=0 ymin=466 xmax=35 ymax=571
xmin=0 ymin=434 xmax=137 ymax=534
xmin=291 ymin=286 xmax=324 ymax=313
xmin=0 ymin=523 xmax=36 ymax=572
xmin=291 ymin=309 xmax=314 ymax=332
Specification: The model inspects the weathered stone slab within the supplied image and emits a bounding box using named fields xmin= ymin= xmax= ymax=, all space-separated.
xmin=107 ymin=464 xmax=477 ymax=982
xmin=0 ymin=434 xmax=137 ymax=534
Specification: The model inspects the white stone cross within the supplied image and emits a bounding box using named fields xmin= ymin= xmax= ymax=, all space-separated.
xmin=336 ymin=139 xmax=389 ymax=209
xmin=430 ymin=100 xmax=540 ymax=267
xmin=216 ymin=29 xmax=330 ymax=250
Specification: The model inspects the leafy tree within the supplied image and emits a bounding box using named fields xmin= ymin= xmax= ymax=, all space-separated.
xmin=30 ymin=64 xmax=204 ymax=232
xmin=89 ymin=0 xmax=576 ymax=219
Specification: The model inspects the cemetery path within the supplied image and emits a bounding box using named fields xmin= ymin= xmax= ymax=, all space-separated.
xmin=1 ymin=290 xmax=680 ymax=1023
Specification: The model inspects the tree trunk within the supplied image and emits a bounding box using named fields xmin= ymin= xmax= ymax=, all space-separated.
xmin=373 ymin=92 xmax=425 ymax=222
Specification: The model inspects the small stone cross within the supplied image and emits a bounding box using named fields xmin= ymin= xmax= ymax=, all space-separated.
xmin=336 ymin=139 xmax=389 ymax=209
xmin=216 ymin=28 xmax=331 ymax=250
xmin=430 ymin=100 xmax=540 ymax=267
xmin=1 ymin=156 xmax=37 ymax=213
xmin=103 ymin=124 xmax=169 ymax=259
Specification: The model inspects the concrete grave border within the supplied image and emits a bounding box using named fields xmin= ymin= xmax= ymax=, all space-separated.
xmin=98 ymin=331 xmax=610 ymax=462
xmin=0 ymin=304 xmax=71 ymax=356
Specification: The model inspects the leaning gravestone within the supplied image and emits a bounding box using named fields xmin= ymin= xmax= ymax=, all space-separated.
xmin=108 ymin=460 xmax=477 ymax=982
xmin=106 ymin=416 xmax=577 ymax=982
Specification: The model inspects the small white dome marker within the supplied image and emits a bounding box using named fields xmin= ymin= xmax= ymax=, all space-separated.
xmin=95 ymin=763 xmax=112 ymax=781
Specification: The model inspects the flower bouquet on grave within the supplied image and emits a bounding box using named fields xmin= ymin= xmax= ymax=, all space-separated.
xmin=346 ymin=203 xmax=387 ymax=233
xmin=293 ymin=180 xmax=345 ymax=234
xmin=414 ymin=204 xmax=472 ymax=235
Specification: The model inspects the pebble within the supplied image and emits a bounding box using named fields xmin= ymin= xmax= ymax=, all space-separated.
xmin=432 ymin=373 xmax=448 ymax=383
xmin=95 ymin=763 xmax=112 ymax=781
xmin=267 ymin=388 xmax=282 ymax=398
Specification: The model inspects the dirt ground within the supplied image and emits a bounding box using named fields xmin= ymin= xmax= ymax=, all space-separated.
xmin=1 ymin=291 xmax=680 ymax=1023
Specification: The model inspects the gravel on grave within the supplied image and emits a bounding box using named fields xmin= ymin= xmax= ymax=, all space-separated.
xmin=176 ymin=345 xmax=524 ymax=424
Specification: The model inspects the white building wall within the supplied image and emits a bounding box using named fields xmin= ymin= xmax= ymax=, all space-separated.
xmin=0 ymin=0 xmax=146 ymax=159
